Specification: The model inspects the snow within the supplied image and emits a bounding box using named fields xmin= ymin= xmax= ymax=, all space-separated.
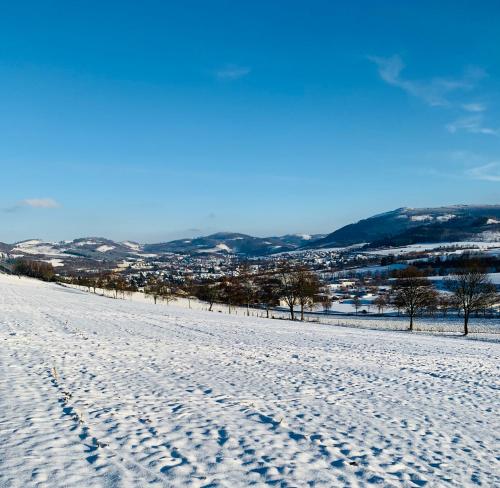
xmin=74 ymin=240 xmax=99 ymax=247
xmin=96 ymin=245 xmax=115 ymax=253
xmin=410 ymin=214 xmax=433 ymax=222
xmin=478 ymin=231 xmax=500 ymax=242
xmin=0 ymin=274 xmax=498 ymax=487
xmin=12 ymin=240 xmax=65 ymax=257
xmin=436 ymin=214 xmax=456 ymax=222
xmin=14 ymin=239 xmax=44 ymax=247
xmin=201 ymin=243 xmax=232 ymax=253
xmin=430 ymin=272 xmax=500 ymax=286
xmin=122 ymin=241 xmax=141 ymax=251
xmin=44 ymin=258 xmax=65 ymax=268
xmin=366 ymin=241 xmax=500 ymax=256
xmin=486 ymin=218 xmax=500 ymax=225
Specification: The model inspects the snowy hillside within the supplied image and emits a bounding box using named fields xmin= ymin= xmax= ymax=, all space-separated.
xmin=308 ymin=205 xmax=500 ymax=249
xmin=0 ymin=275 xmax=498 ymax=487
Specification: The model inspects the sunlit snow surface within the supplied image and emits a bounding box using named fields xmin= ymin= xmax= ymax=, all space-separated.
xmin=0 ymin=274 xmax=498 ymax=487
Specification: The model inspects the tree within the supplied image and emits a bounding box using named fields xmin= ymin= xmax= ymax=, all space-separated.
xmin=238 ymin=262 xmax=256 ymax=316
xmin=182 ymin=274 xmax=195 ymax=309
xmin=194 ymin=279 xmax=220 ymax=311
xmin=373 ymin=295 xmax=387 ymax=314
xmin=107 ymin=273 xmax=128 ymax=299
xmin=295 ymin=268 xmax=321 ymax=321
xmin=445 ymin=265 xmax=497 ymax=335
xmin=352 ymin=295 xmax=362 ymax=315
xmin=438 ymin=294 xmax=453 ymax=317
xmin=275 ymin=262 xmax=322 ymax=321
xmin=219 ymin=276 xmax=243 ymax=314
xmin=276 ymin=261 xmax=299 ymax=320
xmin=145 ymin=275 xmax=176 ymax=305
xmin=255 ymin=273 xmax=281 ymax=318
xmin=320 ymin=292 xmax=332 ymax=314
xmin=13 ymin=259 xmax=55 ymax=281
xmin=391 ymin=267 xmax=437 ymax=331
xmin=145 ymin=275 xmax=162 ymax=304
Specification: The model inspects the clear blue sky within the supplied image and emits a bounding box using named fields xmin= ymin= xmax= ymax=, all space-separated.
xmin=1 ymin=0 xmax=499 ymax=243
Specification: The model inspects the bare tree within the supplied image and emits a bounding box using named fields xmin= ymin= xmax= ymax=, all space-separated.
xmin=145 ymin=275 xmax=162 ymax=304
xmin=320 ymin=291 xmax=332 ymax=314
xmin=194 ymin=279 xmax=220 ymax=311
xmin=238 ymin=262 xmax=256 ymax=316
xmin=295 ymin=267 xmax=321 ymax=321
xmin=276 ymin=261 xmax=299 ymax=320
xmin=445 ymin=265 xmax=497 ymax=335
xmin=255 ymin=273 xmax=281 ymax=318
xmin=373 ymin=295 xmax=387 ymax=314
xmin=391 ymin=267 xmax=437 ymax=331
xmin=352 ymin=295 xmax=362 ymax=315
xmin=182 ymin=274 xmax=195 ymax=309
xmin=438 ymin=294 xmax=453 ymax=317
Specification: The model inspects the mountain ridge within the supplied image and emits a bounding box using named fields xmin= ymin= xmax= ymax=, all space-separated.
xmin=2 ymin=205 xmax=499 ymax=263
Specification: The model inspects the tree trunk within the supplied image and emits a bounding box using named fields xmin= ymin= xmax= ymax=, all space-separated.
xmin=266 ymin=307 xmax=269 ymax=319
xmin=300 ymin=303 xmax=304 ymax=321
xmin=289 ymin=305 xmax=295 ymax=321
xmin=464 ymin=311 xmax=469 ymax=336
xmin=409 ymin=314 xmax=413 ymax=332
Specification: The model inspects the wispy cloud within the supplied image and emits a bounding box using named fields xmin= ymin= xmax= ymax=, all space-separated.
xmin=22 ymin=198 xmax=60 ymax=208
xmin=432 ymin=151 xmax=500 ymax=182
xmin=215 ymin=64 xmax=251 ymax=81
xmin=3 ymin=197 xmax=60 ymax=213
xmin=368 ymin=55 xmax=497 ymax=137
xmin=368 ymin=55 xmax=484 ymax=107
xmin=465 ymin=162 xmax=500 ymax=182
xmin=462 ymin=102 xmax=486 ymax=112
xmin=446 ymin=115 xmax=499 ymax=136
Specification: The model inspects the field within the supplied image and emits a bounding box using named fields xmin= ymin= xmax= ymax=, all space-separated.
xmin=0 ymin=274 xmax=498 ymax=487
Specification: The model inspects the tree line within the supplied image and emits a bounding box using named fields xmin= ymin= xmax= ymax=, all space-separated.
xmin=12 ymin=257 xmax=498 ymax=336
xmin=12 ymin=259 xmax=55 ymax=281
xmin=390 ymin=264 xmax=497 ymax=335
xmin=191 ymin=261 xmax=323 ymax=321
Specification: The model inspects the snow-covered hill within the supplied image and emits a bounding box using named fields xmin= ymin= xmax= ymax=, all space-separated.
xmin=0 ymin=275 xmax=498 ymax=487
xmin=307 ymin=205 xmax=500 ymax=249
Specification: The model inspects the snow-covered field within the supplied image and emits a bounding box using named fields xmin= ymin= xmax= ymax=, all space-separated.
xmin=1 ymin=274 xmax=499 ymax=487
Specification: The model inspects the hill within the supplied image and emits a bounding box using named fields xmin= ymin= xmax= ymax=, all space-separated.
xmin=307 ymin=205 xmax=500 ymax=249
xmin=144 ymin=232 xmax=323 ymax=256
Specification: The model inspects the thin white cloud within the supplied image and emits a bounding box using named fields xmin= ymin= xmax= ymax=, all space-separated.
xmin=215 ymin=65 xmax=251 ymax=81
xmin=446 ymin=115 xmax=499 ymax=136
xmin=21 ymin=198 xmax=60 ymax=208
xmin=462 ymin=102 xmax=486 ymax=112
xmin=368 ymin=55 xmax=485 ymax=107
xmin=3 ymin=197 xmax=61 ymax=212
xmin=466 ymin=162 xmax=500 ymax=182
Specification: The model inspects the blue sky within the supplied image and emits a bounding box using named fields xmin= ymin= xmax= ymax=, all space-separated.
xmin=1 ymin=1 xmax=499 ymax=243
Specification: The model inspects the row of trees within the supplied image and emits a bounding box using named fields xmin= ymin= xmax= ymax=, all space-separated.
xmin=65 ymin=261 xmax=497 ymax=336
xmin=193 ymin=262 xmax=323 ymax=321
xmin=13 ymin=259 xmax=55 ymax=281
xmin=68 ymin=273 xmax=137 ymax=299
xmin=391 ymin=265 xmax=498 ymax=335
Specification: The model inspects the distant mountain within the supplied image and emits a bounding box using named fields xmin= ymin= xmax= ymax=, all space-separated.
xmin=306 ymin=205 xmax=500 ymax=249
xmin=0 ymin=233 xmax=325 ymax=270
xmin=3 ymin=205 xmax=499 ymax=268
xmin=144 ymin=232 xmax=324 ymax=256
xmin=8 ymin=238 xmax=144 ymax=261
